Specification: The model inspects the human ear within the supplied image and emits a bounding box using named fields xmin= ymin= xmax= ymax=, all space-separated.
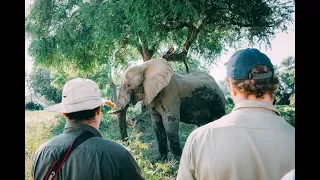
xmin=96 ymin=106 xmax=101 ymax=116
xmin=61 ymin=113 xmax=68 ymax=119
xmin=228 ymin=79 xmax=237 ymax=97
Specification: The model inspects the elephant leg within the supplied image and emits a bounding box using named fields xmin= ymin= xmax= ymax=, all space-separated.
xmin=163 ymin=114 xmax=182 ymax=157
xmin=152 ymin=113 xmax=168 ymax=160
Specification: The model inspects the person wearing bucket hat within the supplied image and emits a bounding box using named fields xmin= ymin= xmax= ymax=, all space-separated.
xmin=32 ymin=78 xmax=144 ymax=180
xmin=177 ymin=48 xmax=295 ymax=180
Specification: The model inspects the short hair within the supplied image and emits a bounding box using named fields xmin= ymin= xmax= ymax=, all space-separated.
xmin=64 ymin=106 xmax=100 ymax=121
xmin=226 ymin=65 xmax=280 ymax=99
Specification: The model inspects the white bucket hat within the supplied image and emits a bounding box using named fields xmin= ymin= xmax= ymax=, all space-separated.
xmin=45 ymin=78 xmax=107 ymax=113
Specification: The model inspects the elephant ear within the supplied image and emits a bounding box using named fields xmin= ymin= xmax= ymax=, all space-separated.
xmin=143 ymin=57 xmax=174 ymax=105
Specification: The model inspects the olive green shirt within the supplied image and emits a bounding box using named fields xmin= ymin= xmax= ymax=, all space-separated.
xmin=177 ymin=100 xmax=295 ymax=180
xmin=32 ymin=122 xmax=144 ymax=180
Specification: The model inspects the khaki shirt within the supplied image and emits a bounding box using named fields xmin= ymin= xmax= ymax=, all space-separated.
xmin=32 ymin=122 xmax=144 ymax=180
xmin=177 ymin=100 xmax=295 ymax=180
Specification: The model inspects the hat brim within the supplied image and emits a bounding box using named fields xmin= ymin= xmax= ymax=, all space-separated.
xmin=45 ymin=99 xmax=108 ymax=113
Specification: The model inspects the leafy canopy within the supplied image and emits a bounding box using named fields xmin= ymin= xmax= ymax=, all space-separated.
xmin=26 ymin=0 xmax=294 ymax=73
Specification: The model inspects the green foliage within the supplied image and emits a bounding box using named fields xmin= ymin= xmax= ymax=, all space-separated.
xmin=25 ymin=101 xmax=44 ymax=111
xmin=26 ymin=0 xmax=294 ymax=74
xmin=169 ymin=57 xmax=209 ymax=75
xmin=49 ymin=63 xmax=110 ymax=90
xmin=225 ymin=98 xmax=235 ymax=114
xmin=39 ymin=62 xmax=121 ymax=103
xmin=218 ymin=79 xmax=229 ymax=96
xmin=29 ymin=66 xmax=62 ymax=103
xmin=275 ymin=105 xmax=295 ymax=127
xmin=274 ymin=56 xmax=295 ymax=105
xmin=119 ymin=133 xmax=180 ymax=180
xmin=217 ymin=79 xmax=235 ymax=114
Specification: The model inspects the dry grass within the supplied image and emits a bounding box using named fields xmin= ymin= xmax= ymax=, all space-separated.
xmin=25 ymin=110 xmax=61 ymax=180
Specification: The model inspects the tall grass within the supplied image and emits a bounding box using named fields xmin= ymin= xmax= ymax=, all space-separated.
xmin=25 ymin=111 xmax=62 ymax=179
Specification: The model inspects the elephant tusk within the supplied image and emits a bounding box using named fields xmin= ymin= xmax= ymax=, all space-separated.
xmin=108 ymin=108 xmax=123 ymax=114
xmin=108 ymin=104 xmax=130 ymax=114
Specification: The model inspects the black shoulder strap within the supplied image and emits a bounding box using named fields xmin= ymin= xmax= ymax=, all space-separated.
xmin=43 ymin=131 xmax=96 ymax=180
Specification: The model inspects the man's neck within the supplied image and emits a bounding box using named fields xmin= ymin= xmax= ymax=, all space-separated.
xmin=82 ymin=120 xmax=100 ymax=130
xmin=233 ymin=93 xmax=273 ymax=105
xmin=67 ymin=119 xmax=100 ymax=130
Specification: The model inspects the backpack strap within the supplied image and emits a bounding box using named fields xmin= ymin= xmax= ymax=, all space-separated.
xmin=43 ymin=131 xmax=96 ymax=180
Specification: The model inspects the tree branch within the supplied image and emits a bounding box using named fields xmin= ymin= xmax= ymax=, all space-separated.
xmin=162 ymin=19 xmax=207 ymax=68
xmin=230 ymin=19 xmax=281 ymax=28
xmin=183 ymin=59 xmax=189 ymax=74
xmin=161 ymin=21 xmax=192 ymax=31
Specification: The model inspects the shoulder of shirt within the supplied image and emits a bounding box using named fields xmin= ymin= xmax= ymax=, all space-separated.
xmin=90 ymin=137 xmax=132 ymax=153
xmin=35 ymin=134 xmax=130 ymax=156
xmin=88 ymin=137 xmax=134 ymax=159
xmin=187 ymin=112 xmax=237 ymax=140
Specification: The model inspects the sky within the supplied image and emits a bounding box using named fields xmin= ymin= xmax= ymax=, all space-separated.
xmin=25 ymin=0 xmax=295 ymax=82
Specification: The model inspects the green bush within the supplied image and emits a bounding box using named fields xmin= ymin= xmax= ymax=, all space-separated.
xmin=25 ymin=101 xmax=44 ymax=111
xmin=225 ymin=96 xmax=235 ymax=114
xmin=275 ymin=105 xmax=295 ymax=127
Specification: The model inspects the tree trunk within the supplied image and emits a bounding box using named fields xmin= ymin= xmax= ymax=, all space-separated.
xmin=110 ymin=82 xmax=117 ymax=104
xmin=162 ymin=20 xmax=207 ymax=73
xmin=138 ymin=41 xmax=154 ymax=62
xmin=109 ymin=52 xmax=118 ymax=104
xmin=137 ymin=41 xmax=154 ymax=112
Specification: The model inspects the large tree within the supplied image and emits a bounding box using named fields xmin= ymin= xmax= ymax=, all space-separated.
xmin=26 ymin=0 xmax=294 ymax=74
xmin=29 ymin=66 xmax=62 ymax=104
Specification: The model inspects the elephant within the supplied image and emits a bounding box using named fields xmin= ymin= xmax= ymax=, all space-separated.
xmin=111 ymin=57 xmax=226 ymax=160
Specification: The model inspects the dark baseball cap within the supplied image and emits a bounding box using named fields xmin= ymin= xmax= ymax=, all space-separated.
xmin=227 ymin=48 xmax=274 ymax=80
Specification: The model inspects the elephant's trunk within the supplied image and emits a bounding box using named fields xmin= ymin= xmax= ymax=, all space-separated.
xmin=108 ymin=88 xmax=131 ymax=114
xmin=117 ymin=108 xmax=128 ymax=141
xmin=110 ymin=89 xmax=131 ymax=141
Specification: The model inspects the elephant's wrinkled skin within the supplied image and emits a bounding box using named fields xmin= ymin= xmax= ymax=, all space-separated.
xmin=114 ymin=57 xmax=226 ymax=160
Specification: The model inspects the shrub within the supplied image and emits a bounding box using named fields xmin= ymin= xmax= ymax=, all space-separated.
xmin=25 ymin=101 xmax=44 ymax=111
xmin=276 ymin=105 xmax=295 ymax=127
xmin=225 ymin=96 xmax=235 ymax=114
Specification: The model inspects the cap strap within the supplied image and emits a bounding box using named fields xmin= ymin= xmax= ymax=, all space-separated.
xmin=249 ymin=72 xmax=273 ymax=79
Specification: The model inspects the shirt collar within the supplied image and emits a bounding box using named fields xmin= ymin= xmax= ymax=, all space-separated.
xmin=232 ymin=100 xmax=281 ymax=116
xmin=63 ymin=121 xmax=103 ymax=137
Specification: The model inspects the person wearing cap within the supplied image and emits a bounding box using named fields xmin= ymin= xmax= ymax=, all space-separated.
xmin=31 ymin=78 xmax=145 ymax=180
xmin=176 ymin=48 xmax=295 ymax=180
